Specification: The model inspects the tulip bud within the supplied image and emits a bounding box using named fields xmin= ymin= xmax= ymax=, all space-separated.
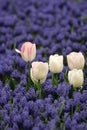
xmin=30 ymin=62 xmax=48 ymax=84
xmin=15 ymin=42 xmax=36 ymax=62
xmin=49 ymin=54 xmax=63 ymax=73
xmin=68 ymin=69 xmax=84 ymax=88
xmin=67 ymin=52 xmax=85 ymax=70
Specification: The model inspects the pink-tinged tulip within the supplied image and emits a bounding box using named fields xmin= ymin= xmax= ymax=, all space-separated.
xmin=15 ymin=42 xmax=36 ymax=62
xmin=68 ymin=69 xmax=84 ymax=88
xmin=67 ymin=52 xmax=85 ymax=70
xmin=30 ymin=62 xmax=48 ymax=84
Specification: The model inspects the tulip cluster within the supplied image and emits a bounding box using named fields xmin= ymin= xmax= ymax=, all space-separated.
xmin=67 ymin=52 xmax=85 ymax=89
xmin=15 ymin=42 xmax=85 ymax=94
xmin=15 ymin=42 xmax=48 ymax=85
xmin=1 ymin=0 xmax=87 ymax=129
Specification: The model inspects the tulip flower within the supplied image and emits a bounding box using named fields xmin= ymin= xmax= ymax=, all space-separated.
xmin=15 ymin=42 xmax=36 ymax=62
xmin=30 ymin=61 xmax=48 ymax=84
xmin=15 ymin=42 xmax=36 ymax=90
xmin=49 ymin=54 xmax=63 ymax=73
xmin=30 ymin=61 xmax=48 ymax=98
xmin=67 ymin=52 xmax=85 ymax=70
xmin=49 ymin=54 xmax=63 ymax=86
xmin=68 ymin=69 xmax=84 ymax=88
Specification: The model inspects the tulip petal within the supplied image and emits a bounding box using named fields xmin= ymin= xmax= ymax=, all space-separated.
xmin=15 ymin=49 xmax=21 ymax=54
xmin=21 ymin=44 xmax=25 ymax=54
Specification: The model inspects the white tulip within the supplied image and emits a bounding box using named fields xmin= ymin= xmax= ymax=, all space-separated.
xmin=68 ymin=69 xmax=84 ymax=88
xmin=49 ymin=54 xmax=63 ymax=73
xmin=30 ymin=62 xmax=48 ymax=84
xmin=15 ymin=42 xmax=36 ymax=62
xmin=67 ymin=52 xmax=85 ymax=70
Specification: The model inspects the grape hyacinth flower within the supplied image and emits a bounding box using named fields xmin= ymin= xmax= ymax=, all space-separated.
xmin=0 ymin=0 xmax=87 ymax=129
xmin=49 ymin=54 xmax=63 ymax=86
xmin=67 ymin=52 xmax=85 ymax=70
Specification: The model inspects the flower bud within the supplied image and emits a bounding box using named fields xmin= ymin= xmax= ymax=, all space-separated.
xmin=49 ymin=54 xmax=63 ymax=73
xmin=67 ymin=52 xmax=85 ymax=70
xmin=68 ymin=69 xmax=84 ymax=88
xmin=30 ymin=62 xmax=48 ymax=84
xmin=15 ymin=42 xmax=36 ymax=62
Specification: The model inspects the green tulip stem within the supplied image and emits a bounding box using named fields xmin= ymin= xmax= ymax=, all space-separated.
xmin=35 ymin=80 xmax=44 ymax=99
xmin=52 ymin=73 xmax=58 ymax=86
xmin=64 ymin=70 xmax=68 ymax=83
xmin=26 ymin=61 xmax=32 ymax=91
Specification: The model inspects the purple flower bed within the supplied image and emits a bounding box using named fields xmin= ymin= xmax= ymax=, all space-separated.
xmin=0 ymin=0 xmax=87 ymax=130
